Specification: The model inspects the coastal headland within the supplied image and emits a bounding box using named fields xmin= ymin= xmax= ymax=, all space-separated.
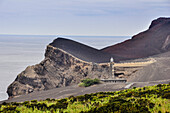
xmin=5 ymin=17 xmax=170 ymax=102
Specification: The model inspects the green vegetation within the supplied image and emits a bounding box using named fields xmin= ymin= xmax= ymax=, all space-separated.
xmin=78 ymin=78 xmax=100 ymax=87
xmin=0 ymin=83 xmax=170 ymax=113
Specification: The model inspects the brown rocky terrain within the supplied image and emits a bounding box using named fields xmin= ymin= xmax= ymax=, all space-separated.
xmin=7 ymin=44 xmax=111 ymax=98
xmin=102 ymin=17 xmax=170 ymax=60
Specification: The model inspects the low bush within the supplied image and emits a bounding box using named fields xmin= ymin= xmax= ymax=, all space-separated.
xmin=48 ymin=102 xmax=68 ymax=110
xmin=2 ymin=105 xmax=19 ymax=113
xmin=162 ymin=92 xmax=170 ymax=99
xmin=79 ymin=78 xmax=100 ymax=87
xmin=31 ymin=100 xmax=37 ymax=103
xmin=0 ymin=83 xmax=169 ymax=113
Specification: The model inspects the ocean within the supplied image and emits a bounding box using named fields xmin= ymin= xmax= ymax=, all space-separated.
xmin=0 ymin=35 xmax=130 ymax=101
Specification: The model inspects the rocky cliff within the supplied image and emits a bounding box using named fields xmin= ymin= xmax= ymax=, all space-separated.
xmin=7 ymin=44 xmax=110 ymax=98
xmin=102 ymin=17 xmax=170 ymax=60
xmin=7 ymin=17 xmax=170 ymax=98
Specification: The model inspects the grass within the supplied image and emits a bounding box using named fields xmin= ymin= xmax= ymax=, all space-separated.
xmin=0 ymin=83 xmax=169 ymax=113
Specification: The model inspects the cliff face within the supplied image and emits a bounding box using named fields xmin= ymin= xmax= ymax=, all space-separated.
xmin=7 ymin=45 xmax=110 ymax=98
xmin=102 ymin=17 xmax=170 ymax=60
xmin=7 ymin=17 xmax=170 ymax=98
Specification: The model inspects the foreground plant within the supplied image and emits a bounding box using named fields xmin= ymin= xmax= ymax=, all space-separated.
xmin=0 ymin=83 xmax=169 ymax=113
xmin=78 ymin=78 xmax=100 ymax=87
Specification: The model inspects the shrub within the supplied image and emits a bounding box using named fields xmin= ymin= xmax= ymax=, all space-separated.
xmin=77 ymin=95 xmax=85 ymax=102
xmin=11 ymin=102 xmax=21 ymax=106
xmin=162 ymin=92 xmax=170 ymax=99
xmin=31 ymin=100 xmax=37 ymax=103
xmin=125 ymin=91 xmax=133 ymax=97
xmin=78 ymin=82 xmax=86 ymax=87
xmin=149 ymin=102 xmax=155 ymax=109
xmin=79 ymin=78 xmax=100 ymax=87
xmin=158 ymin=111 xmax=162 ymax=113
xmin=1 ymin=83 xmax=169 ymax=113
xmin=93 ymin=78 xmax=100 ymax=84
xmin=58 ymin=98 xmax=67 ymax=103
xmin=157 ymin=84 xmax=162 ymax=87
xmin=69 ymin=96 xmax=77 ymax=103
xmin=82 ymin=97 xmax=151 ymax=113
xmin=133 ymin=87 xmax=136 ymax=89
xmin=2 ymin=102 xmax=8 ymax=105
xmin=45 ymin=98 xmax=51 ymax=101
xmin=2 ymin=106 xmax=19 ymax=113
xmin=51 ymin=99 xmax=56 ymax=101
xmin=48 ymin=101 xmax=68 ymax=110
xmin=23 ymin=101 xmax=29 ymax=105
xmin=25 ymin=103 xmax=48 ymax=111
xmin=35 ymin=103 xmax=48 ymax=111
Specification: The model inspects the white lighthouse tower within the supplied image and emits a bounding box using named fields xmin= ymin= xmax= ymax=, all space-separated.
xmin=100 ymin=57 xmax=127 ymax=83
xmin=110 ymin=57 xmax=114 ymax=78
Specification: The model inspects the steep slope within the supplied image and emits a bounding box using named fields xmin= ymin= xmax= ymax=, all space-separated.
xmin=7 ymin=17 xmax=170 ymax=99
xmin=49 ymin=38 xmax=120 ymax=63
xmin=102 ymin=17 xmax=170 ymax=60
xmin=7 ymin=40 xmax=111 ymax=98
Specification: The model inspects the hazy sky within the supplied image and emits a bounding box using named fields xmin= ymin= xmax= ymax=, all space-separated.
xmin=0 ymin=0 xmax=169 ymax=36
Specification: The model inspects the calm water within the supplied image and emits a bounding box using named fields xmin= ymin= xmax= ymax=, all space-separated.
xmin=0 ymin=35 xmax=130 ymax=101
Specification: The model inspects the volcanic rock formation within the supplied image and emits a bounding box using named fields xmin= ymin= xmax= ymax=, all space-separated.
xmin=7 ymin=40 xmax=112 ymax=98
xmin=49 ymin=38 xmax=119 ymax=63
xmin=7 ymin=17 xmax=170 ymax=98
xmin=102 ymin=17 xmax=170 ymax=60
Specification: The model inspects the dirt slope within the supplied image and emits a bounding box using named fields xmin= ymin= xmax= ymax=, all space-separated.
xmin=50 ymin=38 xmax=122 ymax=63
xmin=102 ymin=17 xmax=170 ymax=60
xmin=129 ymin=51 xmax=170 ymax=82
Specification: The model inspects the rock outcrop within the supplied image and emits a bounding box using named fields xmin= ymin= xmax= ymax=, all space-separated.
xmin=7 ymin=44 xmax=110 ymax=98
xmin=7 ymin=17 xmax=170 ymax=98
xmin=102 ymin=17 xmax=170 ymax=60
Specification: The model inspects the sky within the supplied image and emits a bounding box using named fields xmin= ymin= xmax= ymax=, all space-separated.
xmin=0 ymin=0 xmax=169 ymax=36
